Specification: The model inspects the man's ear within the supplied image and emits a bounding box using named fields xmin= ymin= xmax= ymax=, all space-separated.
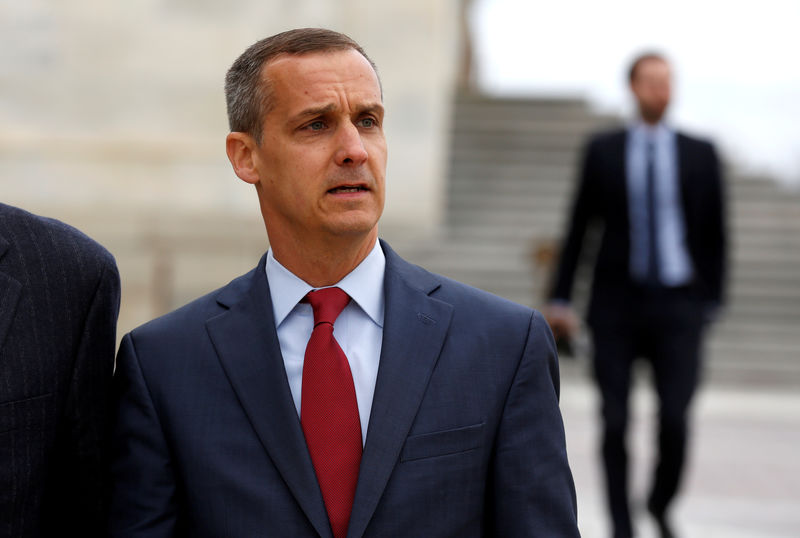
xmin=226 ymin=132 xmax=260 ymax=184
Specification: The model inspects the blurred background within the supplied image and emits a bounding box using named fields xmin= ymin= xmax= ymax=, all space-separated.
xmin=2 ymin=0 xmax=798 ymax=535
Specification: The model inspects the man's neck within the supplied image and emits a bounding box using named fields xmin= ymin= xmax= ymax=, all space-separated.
xmin=638 ymin=111 xmax=666 ymax=127
xmin=269 ymin=231 xmax=378 ymax=288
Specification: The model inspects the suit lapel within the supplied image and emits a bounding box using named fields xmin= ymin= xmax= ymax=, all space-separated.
xmin=614 ymin=129 xmax=630 ymax=218
xmin=675 ymin=133 xmax=693 ymax=208
xmin=206 ymin=256 xmax=332 ymax=538
xmin=0 ymin=234 xmax=23 ymax=354
xmin=347 ymin=243 xmax=453 ymax=538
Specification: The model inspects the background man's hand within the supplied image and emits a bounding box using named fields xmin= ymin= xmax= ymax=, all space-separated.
xmin=543 ymin=303 xmax=580 ymax=341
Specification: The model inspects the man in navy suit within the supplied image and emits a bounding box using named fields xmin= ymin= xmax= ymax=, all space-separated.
xmin=546 ymin=53 xmax=726 ymax=538
xmin=109 ymin=28 xmax=579 ymax=537
xmin=1 ymin=203 xmax=120 ymax=537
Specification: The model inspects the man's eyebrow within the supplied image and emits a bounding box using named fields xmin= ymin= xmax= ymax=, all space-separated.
xmin=353 ymin=102 xmax=385 ymax=116
xmin=292 ymin=102 xmax=385 ymax=121
xmin=293 ymin=104 xmax=336 ymax=120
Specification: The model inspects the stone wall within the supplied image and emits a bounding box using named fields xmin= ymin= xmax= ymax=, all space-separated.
xmin=1 ymin=0 xmax=459 ymax=333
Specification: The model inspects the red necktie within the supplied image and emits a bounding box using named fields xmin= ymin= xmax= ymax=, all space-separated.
xmin=301 ymin=287 xmax=362 ymax=538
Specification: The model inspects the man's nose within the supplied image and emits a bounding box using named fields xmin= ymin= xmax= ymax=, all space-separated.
xmin=334 ymin=122 xmax=368 ymax=166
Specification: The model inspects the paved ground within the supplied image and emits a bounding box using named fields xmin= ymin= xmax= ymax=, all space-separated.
xmin=559 ymin=361 xmax=800 ymax=538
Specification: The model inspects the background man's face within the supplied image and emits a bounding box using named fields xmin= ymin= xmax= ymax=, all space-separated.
xmin=251 ymin=49 xmax=387 ymax=246
xmin=630 ymin=58 xmax=671 ymax=124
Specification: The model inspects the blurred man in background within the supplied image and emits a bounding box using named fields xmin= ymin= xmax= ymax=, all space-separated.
xmin=0 ymin=203 xmax=120 ymax=537
xmin=546 ymin=52 xmax=727 ymax=538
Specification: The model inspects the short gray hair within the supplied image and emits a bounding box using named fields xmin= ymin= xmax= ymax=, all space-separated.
xmin=225 ymin=28 xmax=380 ymax=144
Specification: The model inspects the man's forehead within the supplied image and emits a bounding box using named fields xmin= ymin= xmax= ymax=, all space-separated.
xmin=263 ymin=50 xmax=382 ymax=115
xmin=638 ymin=58 xmax=670 ymax=76
xmin=264 ymin=49 xmax=378 ymax=86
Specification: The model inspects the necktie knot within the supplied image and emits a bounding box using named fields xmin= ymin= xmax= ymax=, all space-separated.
xmin=306 ymin=287 xmax=350 ymax=326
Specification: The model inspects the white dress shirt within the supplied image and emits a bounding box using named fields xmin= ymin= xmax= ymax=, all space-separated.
xmin=265 ymin=240 xmax=385 ymax=445
xmin=626 ymin=122 xmax=693 ymax=286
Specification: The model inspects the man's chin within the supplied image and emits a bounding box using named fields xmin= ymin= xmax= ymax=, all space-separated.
xmin=641 ymin=106 xmax=668 ymax=124
xmin=324 ymin=216 xmax=381 ymax=240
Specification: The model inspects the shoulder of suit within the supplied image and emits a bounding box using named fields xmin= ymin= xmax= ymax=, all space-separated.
xmin=592 ymin=128 xmax=627 ymax=142
xmin=0 ymin=203 xmax=117 ymax=280
xmin=439 ymin=277 xmax=538 ymax=326
xmin=584 ymin=128 xmax=627 ymax=152
xmin=675 ymin=130 xmax=717 ymax=151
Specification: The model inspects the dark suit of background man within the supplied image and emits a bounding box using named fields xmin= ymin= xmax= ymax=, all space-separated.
xmin=109 ymin=28 xmax=580 ymax=538
xmin=546 ymin=53 xmax=726 ymax=538
xmin=0 ymin=203 xmax=120 ymax=538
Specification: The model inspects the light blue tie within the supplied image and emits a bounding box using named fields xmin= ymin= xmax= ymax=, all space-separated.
xmin=645 ymin=141 xmax=660 ymax=285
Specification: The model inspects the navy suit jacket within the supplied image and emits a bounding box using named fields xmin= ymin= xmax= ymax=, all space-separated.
xmin=0 ymin=204 xmax=120 ymax=538
xmin=110 ymin=241 xmax=579 ymax=537
xmin=551 ymin=129 xmax=727 ymax=324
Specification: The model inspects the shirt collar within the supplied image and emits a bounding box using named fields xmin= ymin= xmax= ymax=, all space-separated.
xmin=265 ymin=240 xmax=385 ymax=328
xmin=630 ymin=121 xmax=673 ymax=146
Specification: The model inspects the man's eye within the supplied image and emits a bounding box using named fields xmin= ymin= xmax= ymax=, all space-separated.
xmin=359 ymin=118 xmax=375 ymax=128
xmin=308 ymin=121 xmax=326 ymax=131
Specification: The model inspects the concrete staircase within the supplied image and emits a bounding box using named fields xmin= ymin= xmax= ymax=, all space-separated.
xmin=399 ymin=93 xmax=800 ymax=386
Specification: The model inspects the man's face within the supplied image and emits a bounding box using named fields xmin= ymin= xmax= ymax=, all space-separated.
xmin=630 ymin=58 xmax=671 ymax=124
xmin=249 ymin=49 xmax=387 ymax=248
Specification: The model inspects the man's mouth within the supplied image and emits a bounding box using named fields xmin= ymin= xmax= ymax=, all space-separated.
xmin=328 ymin=185 xmax=368 ymax=194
